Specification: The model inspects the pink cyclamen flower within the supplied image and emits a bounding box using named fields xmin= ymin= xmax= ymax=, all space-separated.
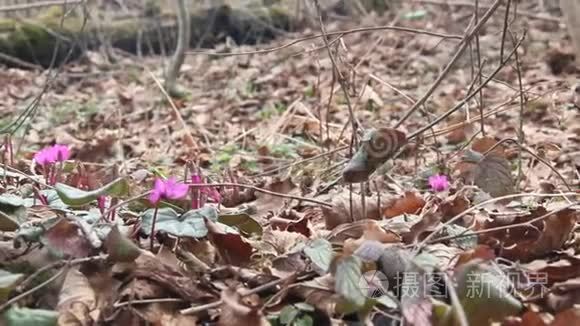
xmin=52 ymin=144 xmax=70 ymax=161
xmin=34 ymin=147 xmax=56 ymax=166
xmin=429 ymin=174 xmax=450 ymax=192
xmin=34 ymin=144 xmax=70 ymax=166
xmin=149 ymin=177 xmax=189 ymax=204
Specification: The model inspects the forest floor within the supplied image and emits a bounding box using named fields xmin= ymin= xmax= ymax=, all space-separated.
xmin=0 ymin=1 xmax=579 ymax=325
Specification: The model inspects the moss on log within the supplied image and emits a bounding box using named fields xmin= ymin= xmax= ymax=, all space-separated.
xmin=0 ymin=4 xmax=292 ymax=68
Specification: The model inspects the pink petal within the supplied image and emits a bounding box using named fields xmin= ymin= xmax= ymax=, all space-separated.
xmin=52 ymin=144 xmax=70 ymax=161
xmin=149 ymin=190 xmax=162 ymax=204
xmin=153 ymin=178 xmax=166 ymax=193
xmin=34 ymin=147 xmax=56 ymax=166
xmin=167 ymin=181 xmax=188 ymax=199
xmin=429 ymin=174 xmax=449 ymax=192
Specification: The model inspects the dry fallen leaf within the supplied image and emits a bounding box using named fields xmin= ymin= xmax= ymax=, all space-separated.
xmin=343 ymin=220 xmax=401 ymax=256
xmin=481 ymin=207 xmax=578 ymax=261
xmin=206 ymin=219 xmax=253 ymax=266
xmin=43 ymin=219 xmax=93 ymax=258
xmin=456 ymin=149 xmax=514 ymax=198
xmin=383 ymin=191 xmax=426 ymax=219
xmin=218 ymin=287 xmax=269 ymax=326
xmin=321 ymin=192 xmax=393 ymax=229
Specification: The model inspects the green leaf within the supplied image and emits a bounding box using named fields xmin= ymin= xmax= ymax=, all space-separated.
xmin=279 ymin=305 xmax=299 ymax=324
xmin=303 ymin=238 xmax=333 ymax=275
xmin=2 ymin=307 xmax=57 ymax=326
xmin=0 ymin=194 xmax=27 ymax=231
xmin=294 ymin=302 xmax=315 ymax=312
xmin=218 ymin=211 xmax=262 ymax=236
xmin=404 ymin=9 xmax=427 ymax=19
xmin=443 ymin=224 xmax=478 ymax=250
xmin=334 ymin=255 xmax=366 ymax=309
xmin=104 ymin=225 xmax=141 ymax=262
xmin=455 ymin=261 xmax=523 ymax=326
xmin=294 ymin=314 xmax=313 ymax=326
xmin=0 ymin=269 xmax=24 ymax=301
xmin=373 ymin=293 xmax=399 ymax=309
xmin=55 ymin=177 xmax=129 ymax=206
xmin=140 ymin=206 xmax=219 ymax=238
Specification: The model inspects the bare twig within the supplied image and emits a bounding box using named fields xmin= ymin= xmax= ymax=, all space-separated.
xmin=413 ymin=192 xmax=579 ymax=253
xmin=482 ymin=138 xmax=573 ymax=192
xmin=180 ymin=273 xmax=298 ymax=315
xmin=0 ymin=268 xmax=67 ymax=313
xmin=188 ymin=26 xmax=462 ymax=57
xmin=0 ymin=0 xmax=82 ymax=13
xmin=445 ymin=274 xmax=469 ymax=326
xmin=394 ymin=0 xmax=503 ymax=128
xmin=408 ymin=32 xmax=526 ymax=140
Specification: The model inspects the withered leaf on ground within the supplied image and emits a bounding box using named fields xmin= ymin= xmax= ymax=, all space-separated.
xmin=456 ymin=149 xmax=514 ymax=198
xmin=321 ymin=192 xmax=393 ymax=230
xmin=42 ymin=218 xmax=93 ymax=258
xmin=481 ymin=207 xmax=578 ymax=261
xmin=218 ymin=287 xmax=269 ymax=326
xmin=342 ymin=220 xmax=401 ymax=256
xmin=383 ymin=191 xmax=426 ymax=219
xmin=205 ymin=218 xmax=253 ymax=266
xmin=124 ymin=254 xmax=215 ymax=303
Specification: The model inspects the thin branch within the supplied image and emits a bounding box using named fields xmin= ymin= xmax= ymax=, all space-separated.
xmin=0 ymin=0 xmax=82 ymax=13
xmin=413 ymin=192 xmax=578 ymax=253
xmin=407 ymin=31 xmax=525 ymax=140
xmin=180 ymin=273 xmax=298 ymax=315
xmin=188 ymin=26 xmax=462 ymax=57
xmin=426 ymin=201 xmax=580 ymax=244
xmin=394 ymin=0 xmax=503 ymax=128
xmin=0 ymin=268 xmax=67 ymax=313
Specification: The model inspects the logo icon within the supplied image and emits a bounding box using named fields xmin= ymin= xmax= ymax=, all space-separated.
xmin=358 ymin=270 xmax=389 ymax=298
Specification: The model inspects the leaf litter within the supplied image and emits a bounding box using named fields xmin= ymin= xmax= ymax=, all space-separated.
xmin=0 ymin=1 xmax=579 ymax=325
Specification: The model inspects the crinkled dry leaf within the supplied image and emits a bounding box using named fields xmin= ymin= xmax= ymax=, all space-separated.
xmin=218 ymin=287 xmax=269 ymax=326
xmin=253 ymin=177 xmax=297 ymax=219
xmin=57 ymin=268 xmax=97 ymax=325
xmin=206 ymin=218 xmax=253 ymax=266
xmin=343 ymin=220 xmax=401 ymax=256
xmin=457 ymin=150 xmax=514 ymax=198
xmin=292 ymin=274 xmax=342 ymax=316
xmin=482 ymin=207 xmax=578 ymax=261
xmin=552 ymin=307 xmax=580 ymax=326
xmin=261 ymin=228 xmax=307 ymax=255
xmin=471 ymin=136 xmax=506 ymax=156
xmin=322 ymin=192 xmax=393 ymax=230
xmin=42 ymin=218 xmax=93 ymax=258
xmin=383 ymin=191 xmax=426 ymax=219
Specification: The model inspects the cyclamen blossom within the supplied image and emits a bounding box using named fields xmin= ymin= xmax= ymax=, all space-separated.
xmin=428 ymin=174 xmax=450 ymax=192
xmin=191 ymin=174 xmax=221 ymax=208
xmin=52 ymin=144 xmax=70 ymax=161
xmin=34 ymin=144 xmax=70 ymax=166
xmin=149 ymin=177 xmax=189 ymax=204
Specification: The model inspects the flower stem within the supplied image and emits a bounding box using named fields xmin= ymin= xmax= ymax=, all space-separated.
xmin=149 ymin=205 xmax=159 ymax=251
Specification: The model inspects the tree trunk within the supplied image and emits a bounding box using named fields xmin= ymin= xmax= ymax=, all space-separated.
xmin=561 ymin=0 xmax=580 ymax=60
xmin=164 ymin=0 xmax=190 ymax=96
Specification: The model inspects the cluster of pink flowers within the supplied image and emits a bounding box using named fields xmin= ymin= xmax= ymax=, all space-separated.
xmin=34 ymin=144 xmax=71 ymax=185
xmin=429 ymin=174 xmax=450 ymax=192
xmin=34 ymin=144 xmax=70 ymax=166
